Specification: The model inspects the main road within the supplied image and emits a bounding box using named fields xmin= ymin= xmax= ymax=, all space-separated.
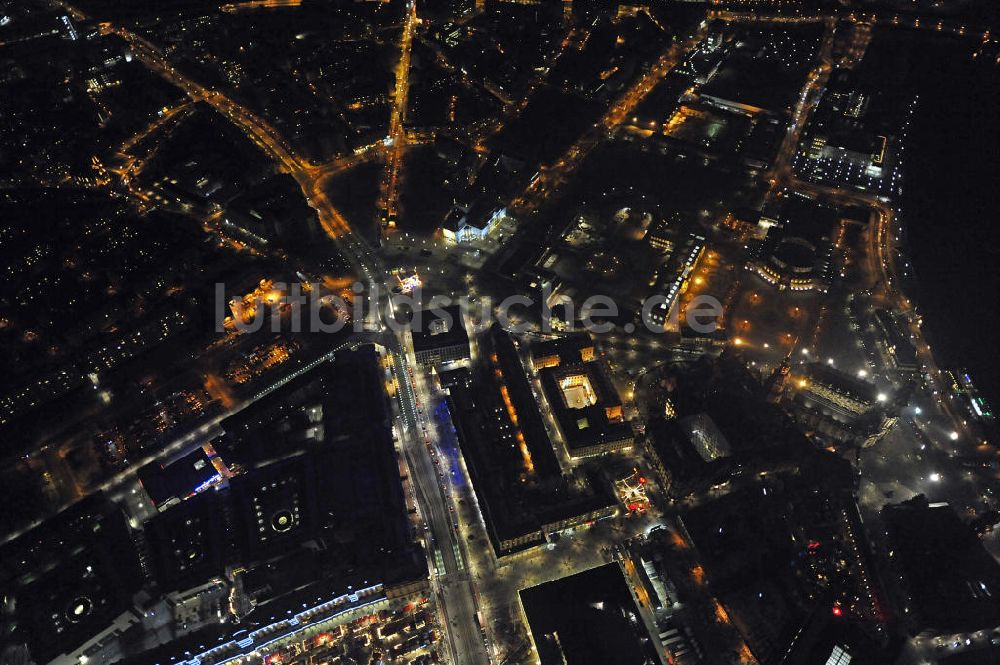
xmin=377 ymin=0 xmax=418 ymax=228
xmin=379 ymin=306 xmax=490 ymax=665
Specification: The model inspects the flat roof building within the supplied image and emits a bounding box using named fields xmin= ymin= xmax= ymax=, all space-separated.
xmin=0 ymin=495 xmax=145 ymax=665
xmin=882 ymin=496 xmax=1000 ymax=636
xmin=143 ymin=490 xmax=228 ymax=593
xmin=410 ymin=304 xmax=470 ymax=368
xmin=137 ymin=447 xmax=221 ymax=512
xmin=519 ymin=563 xmax=660 ymax=665
xmin=779 ymin=606 xmax=887 ymax=665
xmin=796 ymin=69 xmax=900 ymax=195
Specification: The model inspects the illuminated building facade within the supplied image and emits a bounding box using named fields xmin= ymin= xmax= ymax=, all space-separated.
xmin=647 ymin=233 xmax=706 ymax=329
xmin=441 ymin=203 xmax=505 ymax=243
xmin=943 ymin=369 xmax=995 ymax=424
xmin=785 ymin=363 xmax=881 ymax=445
xmin=678 ymin=413 xmax=731 ymax=463
xmin=748 ymin=194 xmax=839 ymax=293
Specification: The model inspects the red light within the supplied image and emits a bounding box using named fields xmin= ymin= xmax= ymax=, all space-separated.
xmin=639 ymin=477 xmax=647 ymax=484
xmin=832 ymin=604 xmax=843 ymax=617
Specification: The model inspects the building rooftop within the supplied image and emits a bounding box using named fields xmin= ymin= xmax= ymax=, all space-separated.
xmin=410 ymin=305 xmax=470 ymax=354
xmin=221 ymin=346 xmax=418 ymax=571
xmin=882 ymin=496 xmax=1000 ymax=634
xmin=700 ymin=57 xmax=799 ymax=116
xmin=143 ymin=490 xmax=228 ymax=592
xmin=48 ymin=346 xmax=425 ymax=665
xmin=0 ymin=495 xmax=144 ymax=664
xmin=803 ymin=362 xmax=878 ymax=406
xmin=529 ymin=334 xmax=596 ymax=366
xmin=781 ymin=606 xmax=888 ymax=665
xmin=519 ymin=563 xmax=659 ymax=665
xmin=137 ymin=447 xmax=219 ymax=509
xmin=764 ymin=194 xmax=841 ymax=247
xmin=534 ymin=336 xmax=632 ymax=456
xmin=873 ymin=309 xmax=918 ymax=367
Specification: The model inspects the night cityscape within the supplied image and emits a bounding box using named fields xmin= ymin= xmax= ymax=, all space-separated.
xmin=0 ymin=0 xmax=998 ymax=664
